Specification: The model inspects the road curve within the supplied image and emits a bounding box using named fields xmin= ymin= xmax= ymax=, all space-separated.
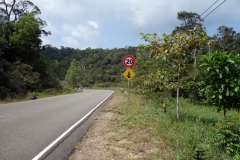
xmin=0 ymin=89 xmax=113 ymax=160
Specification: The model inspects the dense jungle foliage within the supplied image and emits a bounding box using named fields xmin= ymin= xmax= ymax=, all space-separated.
xmin=0 ymin=0 xmax=61 ymax=99
xmin=41 ymin=45 xmax=137 ymax=86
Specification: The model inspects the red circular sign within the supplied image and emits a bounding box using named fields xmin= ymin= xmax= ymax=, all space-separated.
xmin=123 ymin=55 xmax=136 ymax=68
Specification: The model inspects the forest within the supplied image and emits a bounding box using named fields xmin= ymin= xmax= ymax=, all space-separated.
xmin=0 ymin=0 xmax=60 ymax=99
xmin=41 ymin=45 xmax=137 ymax=87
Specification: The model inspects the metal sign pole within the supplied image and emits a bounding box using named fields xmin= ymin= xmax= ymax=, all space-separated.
xmin=128 ymin=80 xmax=130 ymax=103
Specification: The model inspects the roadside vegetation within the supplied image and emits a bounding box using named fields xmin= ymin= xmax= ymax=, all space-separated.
xmin=70 ymin=91 xmax=240 ymax=159
xmin=112 ymin=92 xmax=240 ymax=159
xmin=0 ymin=86 xmax=79 ymax=104
xmin=130 ymin=11 xmax=240 ymax=159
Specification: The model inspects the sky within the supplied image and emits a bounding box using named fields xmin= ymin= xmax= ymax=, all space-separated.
xmin=29 ymin=0 xmax=240 ymax=50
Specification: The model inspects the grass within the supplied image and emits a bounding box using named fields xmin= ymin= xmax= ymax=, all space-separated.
xmin=111 ymin=93 xmax=240 ymax=160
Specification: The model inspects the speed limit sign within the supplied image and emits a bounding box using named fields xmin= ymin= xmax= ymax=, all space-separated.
xmin=123 ymin=55 xmax=136 ymax=68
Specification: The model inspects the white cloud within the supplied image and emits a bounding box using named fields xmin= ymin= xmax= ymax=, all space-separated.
xmin=62 ymin=24 xmax=71 ymax=32
xmin=41 ymin=37 xmax=50 ymax=45
xmin=71 ymin=24 xmax=98 ymax=40
xmin=126 ymin=0 xmax=177 ymax=31
xmin=62 ymin=21 xmax=101 ymax=41
xmin=62 ymin=37 xmax=79 ymax=47
xmin=42 ymin=0 xmax=56 ymax=10
xmin=130 ymin=8 xmax=147 ymax=27
xmin=82 ymin=44 xmax=97 ymax=50
xmin=31 ymin=0 xmax=240 ymax=49
xmin=88 ymin=21 xmax=98 ymax=29
xmin=45 ymin=22 xmax=59 ymax=34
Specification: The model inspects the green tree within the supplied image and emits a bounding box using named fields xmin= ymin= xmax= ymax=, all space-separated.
xmin=0 ymin=0 xmax=40 ymax=22
xmin=199 ymin=51 xmax=240 ymax=117
xmin=171 ymin=11 xmax=217 ymax=104
xmin=172 ymin=11 xmax=203 ymax=35
xmin=212 ymin=26 xmax=240 ymax=54
xmin=65 ymin=59 xmax=83 ymax=87
xmin=139 ymin=25 xmax=208 ymax=119
xmin=0 ymin=3 xmax=59 ymax=99
xmin=10 ymin=13 xmax=41 ymax=53
xmin=0 ymin=0 xmax=50 ymax=35
xmin=172 ymin=11 xmax=208 ymax=67
xmin=9 ymin=13 xmax=59 ymax=91
xmin=41 ymin=45 xmax=137 ymax=86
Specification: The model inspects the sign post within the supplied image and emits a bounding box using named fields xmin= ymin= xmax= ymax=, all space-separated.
xmin=122 ymin=55 xmax=136 ymax=103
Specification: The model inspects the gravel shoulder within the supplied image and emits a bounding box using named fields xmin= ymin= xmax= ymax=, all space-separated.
xmin=69 ymin=94 xmax=174 ymax=160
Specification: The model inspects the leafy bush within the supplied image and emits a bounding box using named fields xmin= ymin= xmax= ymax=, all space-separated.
xmin=62 ymin=87 xmax=72 ymax=93
xmin=94 ymin=82 xmax=111 ymax=87
xmin=200 ymin=51 xmax=240 ymax=117
xmin=0 ymin=86 xmax=10 ymax=99
xmin=43 ymin=88 xmax=59 ymax=95
xmin=214 ymin=118 xmax=240 ymax=156
xmin=179 ymin=145 xmax=210 ymax=160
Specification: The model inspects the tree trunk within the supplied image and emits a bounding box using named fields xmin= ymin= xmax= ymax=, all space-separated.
xmin=224 ymin=105 xmax=227 ymax=118
xmin=176 ymin=63 xmax=180 ymax=120
xmin=208 ymin=43 xmax=211 ymax=52
xmin=2 ymin=0 xmax=17 ymax=21
xmin=193 ymin=49 xmax=197 ymax=67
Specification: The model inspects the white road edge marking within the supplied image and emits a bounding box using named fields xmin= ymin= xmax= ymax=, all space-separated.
xmin=32 ymin=91 xmax=114 ymax=160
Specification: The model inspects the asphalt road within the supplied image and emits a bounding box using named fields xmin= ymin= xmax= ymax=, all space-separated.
xmin=0 ymin=89 xmax=113 ymax=160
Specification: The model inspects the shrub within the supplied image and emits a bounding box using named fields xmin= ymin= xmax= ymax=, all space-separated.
xmin=43 ymin=88 xmax=59 ymax=95
xmin=214 ymin=118 xmax=240 ymax=156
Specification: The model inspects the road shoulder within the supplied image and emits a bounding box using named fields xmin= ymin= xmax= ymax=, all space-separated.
xmin=69 ymin=94 xmax=174 ymax=160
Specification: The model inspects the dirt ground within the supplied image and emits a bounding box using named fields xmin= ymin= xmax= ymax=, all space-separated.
xmin=69 ymin=95 xmax=174 ymax=160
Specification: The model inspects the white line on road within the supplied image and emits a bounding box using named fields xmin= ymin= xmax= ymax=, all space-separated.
xmin=32 ymin=91 xmax=114 ymax=160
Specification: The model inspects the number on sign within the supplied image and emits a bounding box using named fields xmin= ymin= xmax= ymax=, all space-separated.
xmin=123 ymin=55 xmax=136 ymax=68
xmin=126 ymin=58 xmax=133 ymax=65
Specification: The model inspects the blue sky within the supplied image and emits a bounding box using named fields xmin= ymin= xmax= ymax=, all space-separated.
xmin=30 ymin=0 xmax=240 ymax=50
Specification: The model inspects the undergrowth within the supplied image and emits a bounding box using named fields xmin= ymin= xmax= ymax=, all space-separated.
xmin=0 ymin=86 xmax=78 ymax=103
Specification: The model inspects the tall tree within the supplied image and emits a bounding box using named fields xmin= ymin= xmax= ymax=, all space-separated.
xmin=10 ymin=13 xmax=41 ymax=51
xmin=65 ymin=59 xmax=83 ymax=87
xmin=139 ymin=25 xmax=208 ymax=119
xmin=0 ymin=0 xmax=39 ymax=21
xmin=212 ymin=26 xmax=240 ymax=54
xmin=171 ymin=11 xmax=210 ymax=104
xmin=0 ymin=0 xmax=50 ymax=35
xmin=0 ymin=2 xmax=58 ymax=99
xmin=172 ymin=11 xmax=206 ymax=66
xmin=172 ymin=11 xmax=203 ymax=35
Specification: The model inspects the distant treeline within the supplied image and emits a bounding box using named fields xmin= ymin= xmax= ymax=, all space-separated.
xmin=41 ymin=45 xmax=137 ymax=86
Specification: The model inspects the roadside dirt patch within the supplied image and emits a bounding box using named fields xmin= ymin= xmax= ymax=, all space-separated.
xmin=69 ymin=95 xmax=174 ymax=160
